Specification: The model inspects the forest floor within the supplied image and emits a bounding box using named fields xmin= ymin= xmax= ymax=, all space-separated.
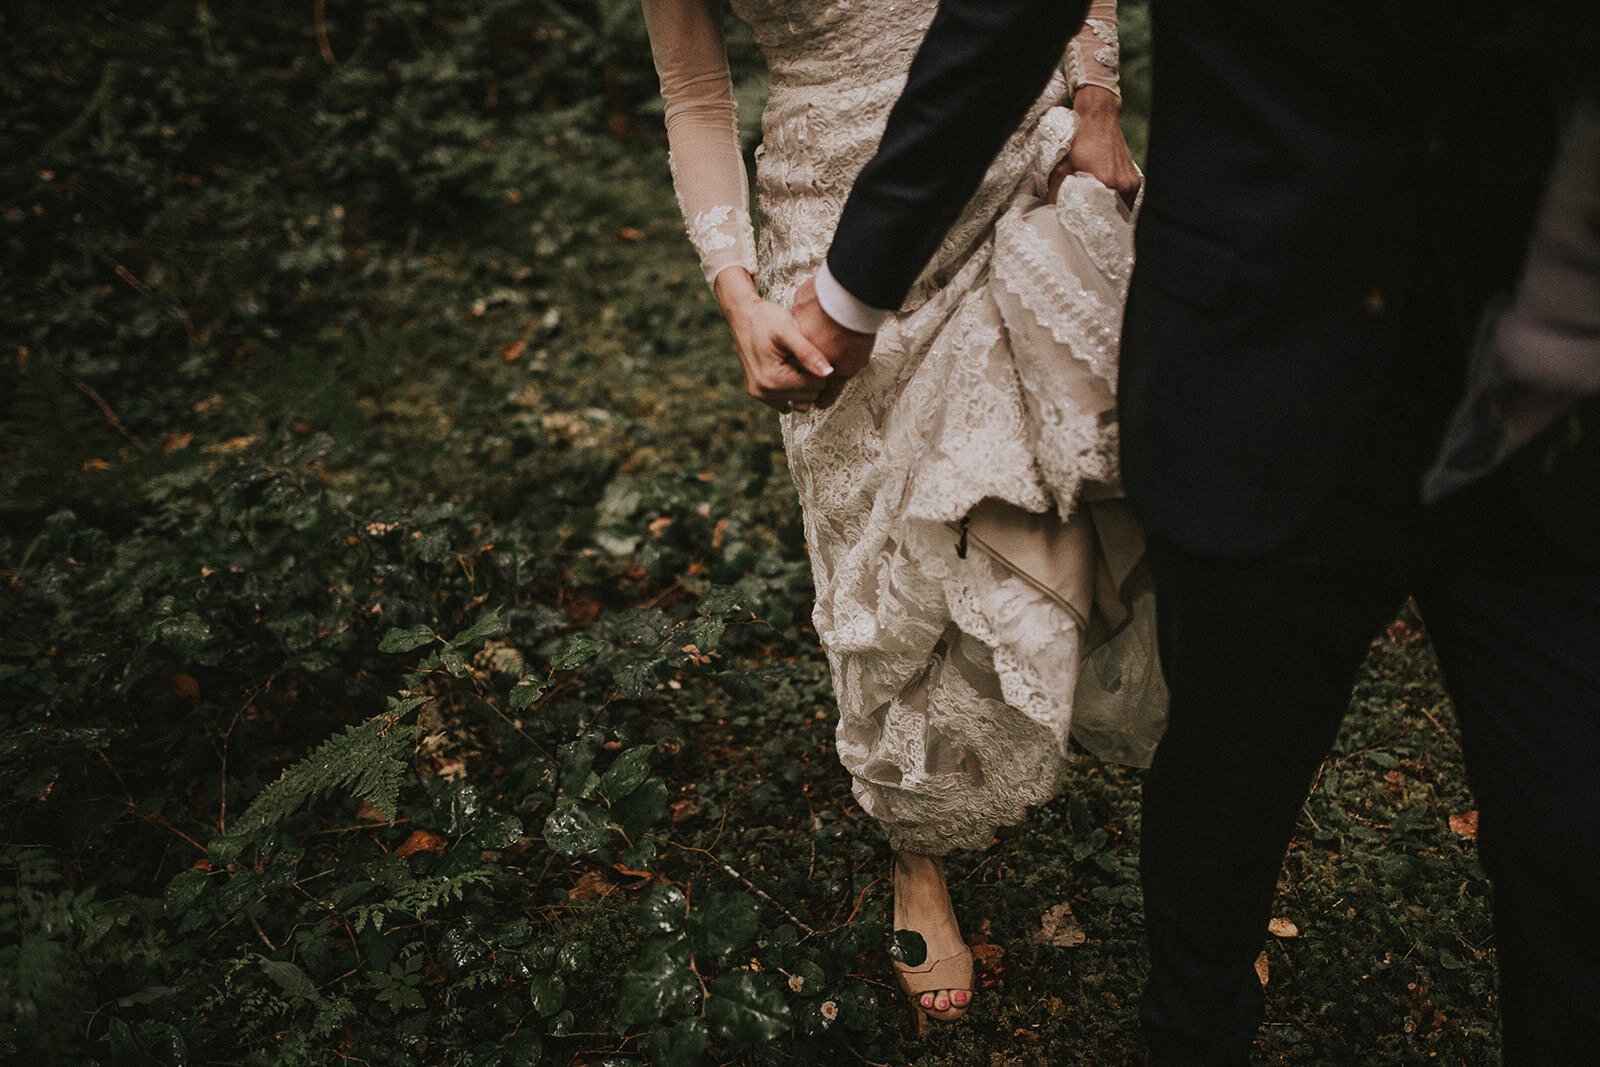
xmin=0 ymin=4 xmax=1499 ymax=1063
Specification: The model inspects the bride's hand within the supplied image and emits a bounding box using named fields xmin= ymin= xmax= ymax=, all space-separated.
xmin=714 ymin=268 xmax=833 ymax=413
xmin=1051 ymin=86 xmax=1141 ymax=207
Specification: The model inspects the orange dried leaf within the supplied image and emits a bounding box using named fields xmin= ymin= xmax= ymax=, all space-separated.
xmin=1268 ymin=917 xmax=1299 ymax=939
xmin=500 ymin=339 xmax=527 ymax=362
xmin=169 ymin=672 xmax=200 ymax=700
xmin=616 ymin=226 xmax=645 ymax=242
xmin=396 ymin=830 xmax=447 ymax=858
xmin=1448 ymin=810 xmax=1479 ymax=839
xmin=1254 ymin=951 xmax=1270 ymax=987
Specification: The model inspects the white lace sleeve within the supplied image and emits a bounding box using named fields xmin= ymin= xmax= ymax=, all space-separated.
xmin=1066 ymin=0 xmax=1120 ymax=98
xmin=641 ymin=0 xmax=758 ymax=287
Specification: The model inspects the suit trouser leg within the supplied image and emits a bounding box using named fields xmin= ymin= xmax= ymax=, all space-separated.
xmin=1138 ymin=522 xmax=1414 ymax=1064
xmin=1416 ymin=472 xmax=1600 ymax=1065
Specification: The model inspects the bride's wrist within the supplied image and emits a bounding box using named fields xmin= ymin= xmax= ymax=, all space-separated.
xmin=713 ymin=266 xmax=761 ymax=320
xmin=1072 ymin=85 xmax=1122 ymax=121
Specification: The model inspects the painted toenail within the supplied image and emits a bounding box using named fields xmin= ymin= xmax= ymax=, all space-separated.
xmin=921 ymin=994 xmax=934 ymax=1008
xmin=953 ymin=991 xmax=970 ymax=1005
xmin=935 ymin=997 xmax=948 ymax=1009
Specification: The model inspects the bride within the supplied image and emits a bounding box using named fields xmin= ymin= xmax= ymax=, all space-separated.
xmin=643 ymin=0 xmax=1167 ymax=1024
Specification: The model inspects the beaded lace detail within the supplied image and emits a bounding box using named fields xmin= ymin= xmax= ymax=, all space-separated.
xmin=648 ymin=0 xmax=1163 ymax=854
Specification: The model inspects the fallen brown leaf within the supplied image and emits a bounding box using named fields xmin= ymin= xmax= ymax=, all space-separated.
xmin=1267 ymin=917 xmax=1300 ymax=939
xmin=616 ymin=226 xmax=645 ymax=242
xmin=500 ymin=339 xmax=526 ymax=362
xmin=396 ymin=830 xmax=446 ymax=858
xmin=569 ymin=869 xmax=616 ymax=901
xmin=169 ymin=672 xmax=200 ymax=700
xmin=1448 ymin=810 xmax=1479 ymax=839
xmin=1032 ymin=900 xmax=1087 ymax=948
xmin=1254 ymin=951 xmax=1270 ymax=987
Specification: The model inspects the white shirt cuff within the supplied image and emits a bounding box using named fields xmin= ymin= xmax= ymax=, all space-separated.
xmin=816 ymin=261 xmax=892 ymax=335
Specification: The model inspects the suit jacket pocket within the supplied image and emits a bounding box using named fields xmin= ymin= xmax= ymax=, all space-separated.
xmin=1134 ymin=210 xmax=1236 ymax=312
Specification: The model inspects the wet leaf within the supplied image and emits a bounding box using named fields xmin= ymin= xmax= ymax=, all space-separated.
xmin=707 ymin=971 xmax=791 ymax=1046
xmin=551 ymin=633 xmax=605 ymax=670
xmin=599 ymin=744 xmax=654 ymax=803
xmin=615 ymin=937 xmax=697 ymax=1028
xmin=639 ymin=885 xmax=688 ymax=935
xmin=542 ymin=802 xmax=609 ymax=856
xmin=611 ymin=776 xmax=669 ymax=838
xmin=378 ymin=623 xmax=435 ymax=653
xmin=258 ymin=957 xmax=320 ymax=1001
xmin=528 ymin=972 xmax=567 ymax=1017
xmin=647 ymin=1016 xmax=708 ymax=1067
xmin=449 ymin=606 xmax=506 ymax=647
xmin=690 ymin=891 xmax=759 ymax=958
xmin=509 ymin=676 xmax=550 ymax=710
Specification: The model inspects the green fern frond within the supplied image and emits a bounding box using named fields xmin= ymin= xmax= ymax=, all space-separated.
xmin=235 ymin=697 xmax=425 ymax=835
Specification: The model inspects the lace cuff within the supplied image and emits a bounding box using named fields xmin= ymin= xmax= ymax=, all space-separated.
xmin=1066 ymin=1 xmax=1120 ymax=98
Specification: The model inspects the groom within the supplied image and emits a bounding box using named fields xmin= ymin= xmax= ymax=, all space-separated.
xmin=792 ymin=0 xmax=1600 ymax=1061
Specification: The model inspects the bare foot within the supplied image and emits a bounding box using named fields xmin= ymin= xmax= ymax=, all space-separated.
xmin=892 ymin=853 xmax=973 ymax=1021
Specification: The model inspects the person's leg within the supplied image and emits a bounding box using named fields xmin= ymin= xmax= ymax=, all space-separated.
xmin=1139 ymin=532 xmax=1413 ymax=1064
xmin=1416 ymin=463 xmax=1600 ymax=1065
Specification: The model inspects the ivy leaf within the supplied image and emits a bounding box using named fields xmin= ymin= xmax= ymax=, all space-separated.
xmin=542 ymin=802 xmax=610 ymax=856
xmin=889 ymin=929 xmax=928 ymax=968
xmin=647 ymin=1016 xmax=708 ymax=1067
xmin=690 ymin=891 xmax=759 ymax=959
xmin=706 ymin=971 xmax=791 ymax=1046
xmin=599 ymin=744 xmax=654 ymax=803
xmin=551 ymin=633 xmax=606 ymax=671
xmin=379 ymin=624 xmax=435 ymax=653
xmin=449 ymin=606 xmax=506 ymax=647
xmin=257 ymin=957 xmax=320 ymax=1002
xmin=509 ymin=676 xmax=549 ymax=710
xmin=528 ymin=972 xmax=567 ymax=1018
xmin=615 ymin=936 xmax=697 ymax=1029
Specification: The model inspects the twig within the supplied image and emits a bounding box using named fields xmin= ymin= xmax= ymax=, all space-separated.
xmin=58 ymin=362 xmax=144 ymax=451
xmin=314 ymin=0 xmax=336 ymax=65
xmin=250 ymin=917 xmax=278 ymax=953
xmin=668 ymin=841 xmax=817 ymax=937
xmin=813 ymin=876 xmax=883 ymax=939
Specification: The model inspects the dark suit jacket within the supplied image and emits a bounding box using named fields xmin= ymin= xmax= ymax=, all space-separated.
xmin=828 ymin=0 xmax=1573 ymax=559
xmin=1117 ymin=1 xmax=1561 ymax=555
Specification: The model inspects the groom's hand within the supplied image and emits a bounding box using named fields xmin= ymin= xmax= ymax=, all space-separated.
xmin=1054 ymin=86 xmax=1141 ymax=207
xmin=793 ymin=275 xmax=876 ymax=409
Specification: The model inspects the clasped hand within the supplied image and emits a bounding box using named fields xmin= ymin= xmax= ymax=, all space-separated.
xmin=715 ymin=268 xmax=874 ymax=413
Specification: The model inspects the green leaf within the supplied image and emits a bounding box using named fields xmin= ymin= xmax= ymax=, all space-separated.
xmin=542 ymin=802 xmax=609 ymax=856
xmin=528 ymin=972 xmax=567 ymax=1018
xmin=551 ymin=633 xmax=605 ymax=671
xmin=889 ymin=929 xmax=927 ymax=967
xmin=697 ymin=586 xmax=745 ymax=616
xmin=379 ymin=624 xmax=436 ymax=653
xmin=508 ymin=676 xmax=550 ymax=710
xmin=611 ymin=776 xmax=668 ymax=838
xmin=257 ymin=957 xmax=320 ymax=1001
xmin=615 ymin=937 xmax=697 ymax=1028
xmin=450 ymin=606 xmax=506 ymax=647
xmin=706 ymin=971 xmax=791 ymax=1046
xmin=647 ymin=1017 xmax=708 ymax=1067
xmin=433 ymin=779 xmax=481 ymax=835
xmin=163 ymin=868 xmax=210 ymax=915
xmin=599 ymin=744 xmax=654 ymax=803
xmin=206 ymin=835 xmax=247 ymax=868
xmin=638 ymin=885 xmax=687 ymax=935
xmin=152 ymin=612 xmax=213 ymax=657
xmin=690 ymin=891 xmax=759 ymax=959
xmin=470 ymin=812 xmax=524 ymax=850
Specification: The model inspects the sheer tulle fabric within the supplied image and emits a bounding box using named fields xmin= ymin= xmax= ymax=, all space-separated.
xmin=645 ymin=0 xmax=1166 ymax=854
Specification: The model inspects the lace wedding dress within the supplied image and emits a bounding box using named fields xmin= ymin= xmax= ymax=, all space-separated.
xmin=644 ymin=0 xmax=1167 ymax=854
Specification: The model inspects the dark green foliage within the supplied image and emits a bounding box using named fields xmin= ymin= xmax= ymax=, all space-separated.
xmin=0 ymin=1 xmax=1500 ymax=1063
